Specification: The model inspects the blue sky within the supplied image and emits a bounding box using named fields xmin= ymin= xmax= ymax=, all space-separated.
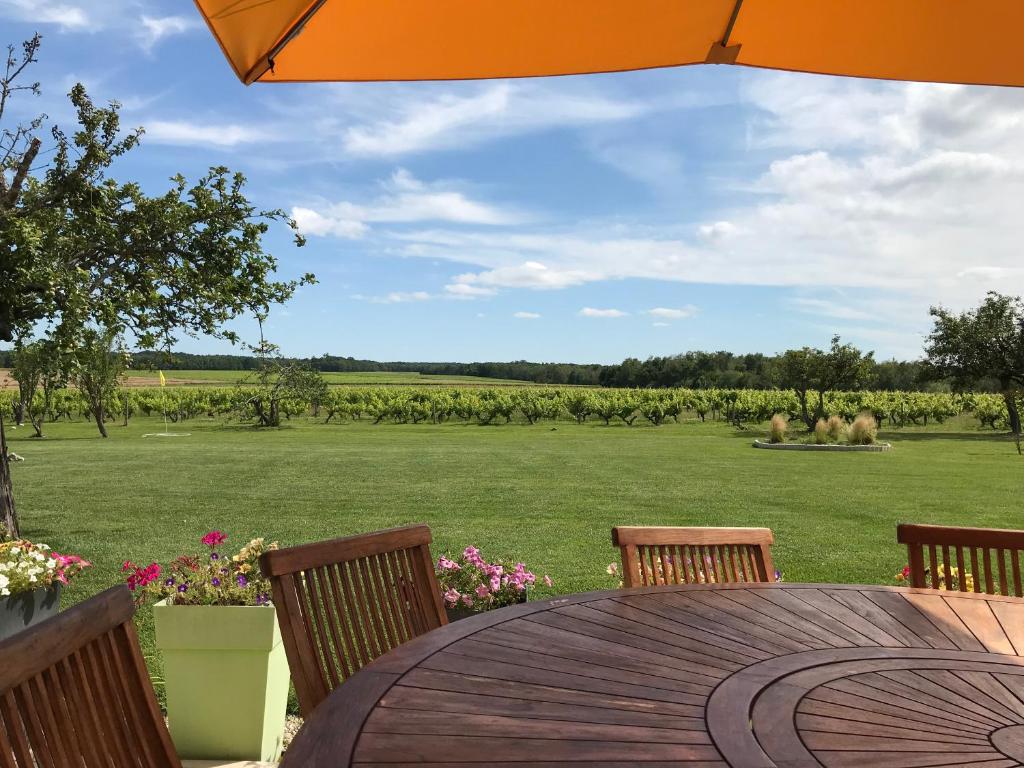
xmin=5 ymin=1 xmax=1024 ymax=364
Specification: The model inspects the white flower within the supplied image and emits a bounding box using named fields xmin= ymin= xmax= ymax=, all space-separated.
xmin=0 ymin=562 xmax=9 ymax=572
xmin=45 ymin=559 xmax=56 ymax=569
xmin=0 ymin=574 xmax=8 ymax=590
xmin=28 ymin=575 xmax=37 ymax=583
xmin=10 ymin=547 xmax=20 ymax=555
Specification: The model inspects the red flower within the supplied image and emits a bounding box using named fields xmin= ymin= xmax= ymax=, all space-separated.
xmin=201 ymin=530 xmax=227 ymax=548
xmin=124 ymin=562 xmax=161 ymax=591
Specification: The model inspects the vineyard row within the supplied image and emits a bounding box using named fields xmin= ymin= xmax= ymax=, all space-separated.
xmin=0 ymin=387 xmax=1011 ymax=430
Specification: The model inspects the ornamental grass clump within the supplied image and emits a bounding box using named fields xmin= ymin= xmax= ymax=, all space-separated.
xmin=0 ymin=540 xmax=90 ymax=597
xmin=848 ymin=413 xmax=878 ymax=445
xmin=768 ymin=413 xmax=788 ymax=443
xmin=827 ymin=415 xmax=846 ymax=442
xmin=123 ymin=530 xmax=278 ymax=606
xmin=813 ymin=419 xmax=829 ymax=444
xmin=436 ymin=546 xmax=551 ymax=614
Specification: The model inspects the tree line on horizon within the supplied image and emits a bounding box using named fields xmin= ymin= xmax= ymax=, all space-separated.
xmin=0 ymin=347 xmax=946 ymax=392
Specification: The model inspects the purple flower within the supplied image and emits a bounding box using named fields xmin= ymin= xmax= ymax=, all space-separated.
xmin=255 ymin=593 xmax=270 ymax=606
xmin=177 ymin=583 xmax=189 ymax=593
xmin=163 ymin=577 xmax=176 ymax=587
xmin=236 ymin=574 xmax=248 ymax=587
xmin=212 ymin=577 xmax=221 ymax=587
xmin=210 ymin=552 xmax=220 ymax=561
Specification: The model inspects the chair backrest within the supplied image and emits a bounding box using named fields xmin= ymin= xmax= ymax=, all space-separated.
xmin=897 ymin=523 xmax=1024 ymax=596
xmin=612 ymin=526 xmax=775 ymax=588
xmin=260 ymin=524 xmax=447 ymax=716
xmin=0 ymin=585 xmax=180 ymax=768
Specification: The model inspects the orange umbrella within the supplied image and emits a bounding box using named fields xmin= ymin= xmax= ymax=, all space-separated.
xmin=194 ymin=0 xmax=1024 ymax=88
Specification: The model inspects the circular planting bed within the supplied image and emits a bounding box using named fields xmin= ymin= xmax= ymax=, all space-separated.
xmin=752 ymin=439 xmax=892 ymax=452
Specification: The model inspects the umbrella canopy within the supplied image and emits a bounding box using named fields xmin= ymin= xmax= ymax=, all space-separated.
xmin=194 ymin=0 xmax=1023 ymax=87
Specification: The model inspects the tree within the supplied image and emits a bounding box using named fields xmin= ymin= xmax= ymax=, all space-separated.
xmin=0 ymin=36 xmax=313 ymax=538
xmin=9 ymin=338 xmax=66 ymax=438
xmin=239 ymin=363 xmax=326 ymax=428
xmin=775 ymin=336 xmax=874 ymax=429
xmin=72 ymin=327 xmax=129 ymax=438
xmin=924 ymin=292 xmax=1024 ymax=444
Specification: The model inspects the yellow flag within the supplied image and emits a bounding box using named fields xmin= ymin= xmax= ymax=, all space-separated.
xmin=159 ymin=370 xmax=166 ymax=387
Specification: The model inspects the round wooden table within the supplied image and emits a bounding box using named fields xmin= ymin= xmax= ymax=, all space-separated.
xmin=283 ymin=583 xmax=1024 ymax=767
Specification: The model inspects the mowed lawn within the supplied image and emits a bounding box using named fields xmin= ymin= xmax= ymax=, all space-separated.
xmin=5 ymin=413 xmax=1021 ymax=697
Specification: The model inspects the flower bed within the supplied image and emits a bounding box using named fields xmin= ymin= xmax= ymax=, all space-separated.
xmin=436 ymin=546 xmax=551 ymax=619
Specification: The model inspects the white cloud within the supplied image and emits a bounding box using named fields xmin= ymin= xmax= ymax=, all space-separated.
xmin=444 ymin=283 xmax=496 ymax=298
xmin=137 ymin=15 xmax=199 ymax=51
xmin=698 ymin=221 xmax=737 ymax=241
xmin=513 ymin=311 xmax=541 ymax=319
xmin=340 ymin=82 xmax=646 ymax=157
xmin=352 ymin=291 xmax=432 ymax=304
xmin=382 ymin=76 xmax=1024 ymax=322
xmin=579 ymin=308 xmax=628 ymax=318
xmin=293 ymin=169 xmax=520 ymax=239
xmin=647 ymin=307 xmax=698 ymax=320
xmin=143 ymin=120 xmax=275 ymax=147
xmin=3 ymin=0 xmax=91 ymax=29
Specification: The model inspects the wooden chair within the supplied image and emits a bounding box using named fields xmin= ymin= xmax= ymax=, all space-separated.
xmin=897 ymin=523 xmax=1024 ymax=595
xmin=612 ymin=526 xmax=775 ymax=588
xmin=260 ymin=523 xmax=447 ymax=716
xmin=0 ymin=585 xmax=180 ymax=768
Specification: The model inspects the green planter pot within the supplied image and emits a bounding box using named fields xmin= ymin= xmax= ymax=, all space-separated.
xmin=153 ymin=600 xmax=290 ymax=762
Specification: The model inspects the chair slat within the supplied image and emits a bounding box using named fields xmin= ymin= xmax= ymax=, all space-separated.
xmin=997 ymin=549 xmax=1009 ymax=596
xmin=260 ymin=524 xmax=447 ymax=717
xmin=898 ymin=524 xmax=1024 ymax=598
xmin=0 ymin=586 xmax=179 ymax=768
xmin=611 ymin=527 xmax=775 ymax=589
xmin=1013 ymin=551 xmax=1023 ymax=596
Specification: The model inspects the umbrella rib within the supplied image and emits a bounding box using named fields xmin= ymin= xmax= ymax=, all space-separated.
xmin=721 ymin=0 xmax=745 ymax=47
xmin=243 ymin=0 xmax=329 ymax=85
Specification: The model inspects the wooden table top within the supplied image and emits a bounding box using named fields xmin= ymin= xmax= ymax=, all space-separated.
xmin=283 ymin=583 xmax=1024 ymax=768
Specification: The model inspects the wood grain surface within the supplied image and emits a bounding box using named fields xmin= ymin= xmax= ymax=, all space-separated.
xmin=283 ymin=583 xmax=1024 ymax=767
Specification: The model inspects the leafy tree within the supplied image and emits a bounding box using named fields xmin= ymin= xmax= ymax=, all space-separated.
xmin=924 ymin=292 xmax=1024 ymax=445
xmin=775 ymin=336 xmax=874 ymax=429
xmin=10 ymin=338 xmax=67 ymax=438
xmin=0 ymin=36 xmax=312 ymax=538
xmin=72 ymin=327 xmax=129 ymax=438
xmin=238 ymin=362 xmax=326 ymax=428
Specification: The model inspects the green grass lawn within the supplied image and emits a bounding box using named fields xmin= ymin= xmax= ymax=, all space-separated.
xmin=122 ymin=369 xmax=542 ymax=386
xmin=5 ymin=414 xmax=1020 ymax=704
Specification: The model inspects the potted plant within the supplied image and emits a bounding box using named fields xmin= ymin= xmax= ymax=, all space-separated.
xmin=0 ymin=539 xmax=90 ymax=642
xmin=436 ymin=545 xmax=552 ymax=620
xmin=125 ymin=531 xmax=289 ymax=762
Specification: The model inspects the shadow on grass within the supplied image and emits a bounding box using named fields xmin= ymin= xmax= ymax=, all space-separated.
xmin=880 ymin=431 xmax=1013 ymax=443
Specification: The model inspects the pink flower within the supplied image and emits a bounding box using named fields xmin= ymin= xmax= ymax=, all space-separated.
xmin=460 ymin=594 xmax=474 ymax=607
xmin=543 ymin=575 xmax=553 ymax=587
xmin=474 ymin=584 xmax=491 ymax=600
xmin=201 ymin=530 xmax=227 ymax=548
xmin=489 ymin=574 xmax=501 ymax=592
xmin=462 ymin=546 xmax=485 ymax=567
xmin=443 ymin=588 xmax=461 ymax=607
xmin=437 ymin=556 xmax=461 ymax=571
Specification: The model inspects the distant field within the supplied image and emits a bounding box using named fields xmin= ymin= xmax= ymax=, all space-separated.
xmin=0 ymin=368 xmax=542 ymax=388
xmin=150 ymin=370 xmax=544 ymax=386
